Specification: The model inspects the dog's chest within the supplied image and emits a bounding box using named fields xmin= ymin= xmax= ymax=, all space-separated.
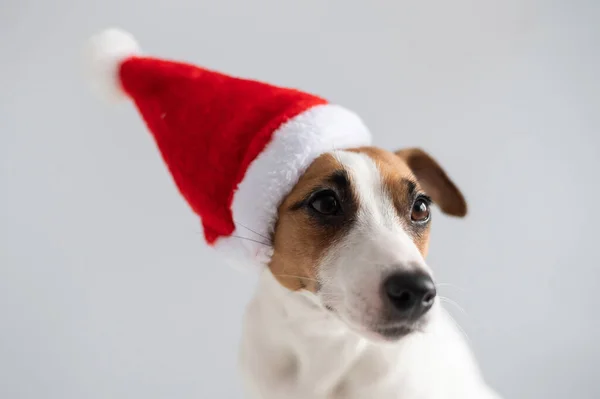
xmin=280 ymin=323 xmax=452 ymax=399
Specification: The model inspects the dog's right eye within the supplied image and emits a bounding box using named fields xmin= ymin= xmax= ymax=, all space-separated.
xmin=309 ymin=190 xmax=340 ymax=215
xmin=411 ymin=196 xmax=431 ymax=223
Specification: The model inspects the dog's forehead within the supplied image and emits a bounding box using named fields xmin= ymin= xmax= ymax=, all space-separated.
xmin=346 ymin=147 xmax=415 ymax=183
xmin=290 ymin=147 xmax=414 ymax=193
xmin=333 ymin=148 xmax=416 ymax=202
xmin=329 ymin=149 xmax=412 ymax=228
xmin=333 ymin=150 xmax=389 ymax=214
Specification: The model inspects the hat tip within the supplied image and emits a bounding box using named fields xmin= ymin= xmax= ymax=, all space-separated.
xmin=84 ymin=28 xmax=141 ymax=101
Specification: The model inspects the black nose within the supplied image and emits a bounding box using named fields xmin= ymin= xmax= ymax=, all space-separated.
xmin=383 ymin=272 xmax=436 ymax=319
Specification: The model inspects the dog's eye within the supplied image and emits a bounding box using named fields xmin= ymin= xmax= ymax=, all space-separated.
xmin=411 ymin=197 xmax=431 ymax=223
xmin=309 ymin=190 xmax=340 ymax=215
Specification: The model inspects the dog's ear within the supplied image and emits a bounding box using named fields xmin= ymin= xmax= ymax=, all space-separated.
xmin=395 ymin=148 xmax=467 ymax=217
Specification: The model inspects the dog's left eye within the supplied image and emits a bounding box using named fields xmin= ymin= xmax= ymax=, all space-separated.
xmin=411 ymin=196 xmax=431 ymax=223
xmin=309 ymin=190 xmax=340 ymax=215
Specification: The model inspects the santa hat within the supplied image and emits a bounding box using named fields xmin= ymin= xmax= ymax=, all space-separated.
xmin=84 ymin=28 xmax=371 ymax=265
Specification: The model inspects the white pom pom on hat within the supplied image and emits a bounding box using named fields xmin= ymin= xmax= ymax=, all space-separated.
xmin=84 ymin=28 xmax=141 ymax=101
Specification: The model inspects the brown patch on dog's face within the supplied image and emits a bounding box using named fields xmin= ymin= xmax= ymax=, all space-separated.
xmin=269 ymin=153 xmax=358 ymax=292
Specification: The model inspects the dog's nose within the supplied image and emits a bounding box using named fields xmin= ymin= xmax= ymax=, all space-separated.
xmin=383 ymin=272 xmax=436 ymax=319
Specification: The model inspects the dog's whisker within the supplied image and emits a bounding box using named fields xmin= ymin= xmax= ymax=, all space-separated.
xmin=273 ymin=273 xmax=319 ymax=283
xmin=230 ymin=235 xmax=272 ymax=247
xmin=444 ymin=311 xmax=472 ymax=345
xmin=194 ymin=230 xmax=271 ymax=247
xmin=235 ymin=220 xmax=271 ymax=241
xmin=439 ymin=296 xmax=468 ymax=316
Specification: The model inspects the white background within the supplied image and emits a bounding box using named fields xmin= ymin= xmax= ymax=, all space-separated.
xmin=1 ymin=0 xmax=599 ymax=398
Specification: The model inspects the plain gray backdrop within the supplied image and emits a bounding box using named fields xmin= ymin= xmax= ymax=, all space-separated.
xmin=1 ymin=0 xmax=599 ymax=398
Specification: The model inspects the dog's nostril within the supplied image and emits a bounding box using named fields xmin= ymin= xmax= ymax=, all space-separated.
xmin=383 ymin=272 xmax=436 ymax=317
xmin=422 ymin=292 xmax=435 ymax=306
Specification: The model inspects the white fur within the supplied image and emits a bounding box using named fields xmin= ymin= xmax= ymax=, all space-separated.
xmin=215 ymin=105 xmax=371 ymax=267
xmin=84 ymin=28 xmax=140 ymax=101
xmin=239 ymin=151 xmax=501 ymax=398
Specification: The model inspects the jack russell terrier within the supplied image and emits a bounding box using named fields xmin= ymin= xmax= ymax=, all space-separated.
xmin=85 ymin=28 xmax=502 ymax=399
xmin=239 ymin=148 xmax=501 ymax=399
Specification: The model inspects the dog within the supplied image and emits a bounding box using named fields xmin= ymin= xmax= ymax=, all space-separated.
xmin=239 ymin=147 xmax=501 ymax=399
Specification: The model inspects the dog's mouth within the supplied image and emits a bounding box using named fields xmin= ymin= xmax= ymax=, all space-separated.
xmin=344 ymin=320 xmax=424 ymax=342
xmin=324 ymin=304 xmax=426 ymax=342
xmin=371 ymin=321 xmax=424 ymax=341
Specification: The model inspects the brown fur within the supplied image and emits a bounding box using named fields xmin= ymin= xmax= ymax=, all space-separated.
xmin=396 ymin=148 xmax=467 ymax=217
xmin=269 ymin=153 xmax=346 ymax=291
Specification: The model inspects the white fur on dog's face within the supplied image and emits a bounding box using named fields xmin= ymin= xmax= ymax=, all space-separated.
xmin=317 ymin=151 xmax=433 ymax=339
xmin=269 ymin=147 xmax=466 ymax=341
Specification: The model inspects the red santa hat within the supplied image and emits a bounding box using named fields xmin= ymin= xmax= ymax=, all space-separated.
xmin=85 ymin=28 xmax=371 ymax=265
